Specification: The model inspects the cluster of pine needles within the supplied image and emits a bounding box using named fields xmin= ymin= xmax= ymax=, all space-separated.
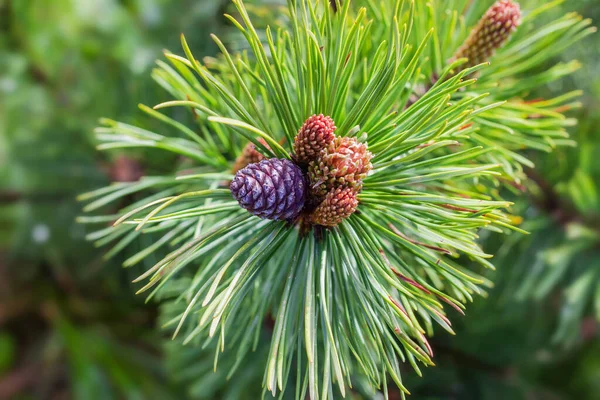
xmin=78 ymin=0 xmax=594 ymax=398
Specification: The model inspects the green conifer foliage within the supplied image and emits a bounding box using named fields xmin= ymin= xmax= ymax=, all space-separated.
xmin=79 ymin=1 xmax=594 ymax=398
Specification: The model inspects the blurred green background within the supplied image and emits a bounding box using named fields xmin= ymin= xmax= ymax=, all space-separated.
xmin=0 ymin=0 xmax=598 ymax=399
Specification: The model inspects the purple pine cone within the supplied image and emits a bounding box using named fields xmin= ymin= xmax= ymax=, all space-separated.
xmin=230 ymin=158 xmax=306 ymax=221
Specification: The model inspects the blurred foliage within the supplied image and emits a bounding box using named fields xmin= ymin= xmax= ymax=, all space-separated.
xmin=489 ymin=0 xmax=600 ymax=345
xmin=417 ymin=2 xmax=600 ymax=399
xmin=0 ymin=0 xmax=598 ymax=399
xmin=0 ymin=0 xmax=226 ymax=398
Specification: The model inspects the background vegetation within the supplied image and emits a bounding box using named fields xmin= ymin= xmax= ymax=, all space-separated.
xmin=0 ymin=0 xmax=598 ymax=399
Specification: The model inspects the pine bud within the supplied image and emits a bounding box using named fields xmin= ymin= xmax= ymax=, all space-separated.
xmin=311 ymin=186 xmax=358 ymax=227
xmin=230 ymin=158 xmax=306 ymax=221
xmin=451 ymin=0 xmax=521 ymax=73
xmin=232 ymin=138 xmax=271 ymax=173
xmin=308 ymin=136 xmax=373 ymax=199
xmin=294 ymin=114 xmax=336 ymax=164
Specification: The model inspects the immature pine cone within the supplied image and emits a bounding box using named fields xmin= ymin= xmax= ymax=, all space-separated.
xmin=308 ymin=136 xmax=373 ymax=199
xmin=232 ymin=138 xmax=271 ymax=173
xmin=311 ymin=187 xmax=359 ymax=227
xmin=294 ymin=114 xmax=336 ymax=164
xmin=230 ymin=158 xmax=306 ymax=221
xmin=451 ymin=0 xmax=521 ymax=73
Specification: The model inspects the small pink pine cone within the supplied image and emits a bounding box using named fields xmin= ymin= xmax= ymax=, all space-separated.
xmin=232 ymin=138 xmax=271 ymax=173
xmin=311 ymin=186 xmax=359 ymax=227
xmin=451 ymin=0 xmax=521 ymax=73
xmin=308 ymin=136 xmax=373 ymax=199
xmin=294 ymin=114 xmax=336 ymax=164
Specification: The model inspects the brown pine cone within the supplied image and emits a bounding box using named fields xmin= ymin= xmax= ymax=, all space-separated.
xmin=294 ymin=114 xmax=336 ymax=164
xmin=308 ymin=136 xmax=372 ymax=199
xmin=232 ymin=138 xmax=271 ymax=173
xmin=311 ymin=186 xmax=359 ymax=227
xmin=450 ymin=0 xmax=521 ymax=74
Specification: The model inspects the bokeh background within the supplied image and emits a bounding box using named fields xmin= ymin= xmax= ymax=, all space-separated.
xmin=0 ymin=0 xmax=598 ymax=399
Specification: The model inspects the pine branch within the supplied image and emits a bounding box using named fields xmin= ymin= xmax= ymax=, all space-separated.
xmin=76 ymin=0 xmax=591 ymax=397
